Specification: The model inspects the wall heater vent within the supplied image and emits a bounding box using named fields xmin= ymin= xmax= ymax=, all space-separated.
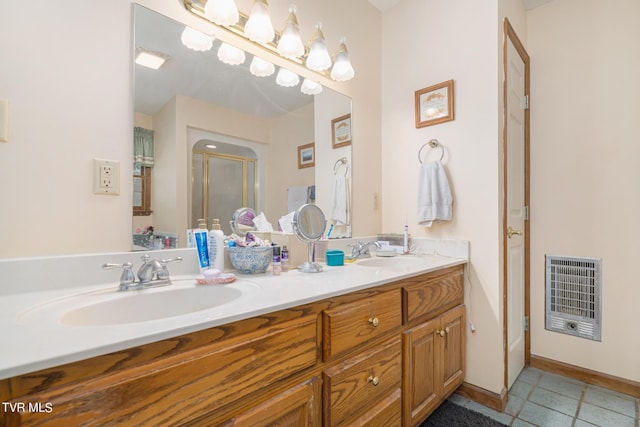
xmin=545 ymin=255 xmax=601 ymax=341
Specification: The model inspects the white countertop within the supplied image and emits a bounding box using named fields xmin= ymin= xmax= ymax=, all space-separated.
xmin=0 ymin=252 xmax=466 ymax=380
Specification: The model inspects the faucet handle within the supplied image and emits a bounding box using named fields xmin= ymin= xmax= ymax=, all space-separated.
xmin=102 ymin=262 xmax=135 ymax=286
xmin=159 ymin=257 xmax=183 ymax=265
xmin=157 ymin=257 xmax=183 ymax=281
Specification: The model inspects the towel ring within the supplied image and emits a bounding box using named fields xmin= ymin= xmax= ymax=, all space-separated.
xmin=333 ymin=157 xmax=349 ymax=176
xmin=418 ymin=139 xmax=445 ymax=163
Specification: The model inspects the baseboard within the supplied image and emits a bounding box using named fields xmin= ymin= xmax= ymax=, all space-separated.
xmin=456 ymin=382 xmax=508 ymax=412
xmin=530 ymin=355 xmax=640 ymax=398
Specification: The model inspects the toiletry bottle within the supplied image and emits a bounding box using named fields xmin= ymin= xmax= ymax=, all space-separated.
xmin=194 ymin=229 xmax=210 ymax=271
xmin=272 ymin=246 xmax=281 ymax=276
xmin=209 ymin=219 xmax=225 ymax=271
xmin=281 ymin=245 xmax=289 ymax=272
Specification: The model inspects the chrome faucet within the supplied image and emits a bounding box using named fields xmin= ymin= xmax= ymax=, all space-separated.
xmin=349 ymin=241 xmax=381 ymax=259
xmin=103 ymin=254 xmax=182 ymax=291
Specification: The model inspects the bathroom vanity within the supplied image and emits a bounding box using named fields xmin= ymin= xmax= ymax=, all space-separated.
xmin=0 ymin=254 xmax=465 ymax=426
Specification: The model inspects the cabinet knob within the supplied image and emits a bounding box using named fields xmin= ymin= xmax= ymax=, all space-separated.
xmin=368 ymin=317 xmax=379 ymax=327
xmin=367 ymin=375 xmax=380 ymax=386
xmin=438 ymin=327 xmax=450 ymax=337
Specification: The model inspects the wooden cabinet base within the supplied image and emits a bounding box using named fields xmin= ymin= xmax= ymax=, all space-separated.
xmin=0 ymin=265 xmax=465 ymax=427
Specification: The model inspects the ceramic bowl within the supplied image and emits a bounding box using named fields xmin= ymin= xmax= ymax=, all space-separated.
xmin=227 ymin=246 xmax=273 ymax=274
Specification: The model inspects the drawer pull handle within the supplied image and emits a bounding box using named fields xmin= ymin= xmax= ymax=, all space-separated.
xmin=367 ymin=375 xmax=380 ymax=386
xmin=368 ymin=317 xmax=379 ymax=327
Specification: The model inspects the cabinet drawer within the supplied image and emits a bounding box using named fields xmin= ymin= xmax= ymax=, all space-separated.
xmin=323 ymin=289 xmax=402 ymax=359
xmin=347 ymin=388 xmax=402 ymax=427
xmin=223 ymin=377 xmax=321 ymax=427
xmin=7 ymin=315 xmax=318 ymax=426
xmin=403 ymin=265 xmax=463 ymax=323
xmin=323 ymin=337 xmax=402 ymax=426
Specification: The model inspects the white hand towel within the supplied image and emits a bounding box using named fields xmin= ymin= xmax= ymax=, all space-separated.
xmin=329 ymin=175 xmax=350 ymax=225
xmin=288 ymin=186 xmax=309 ymax=212
xmin=417 ymin=161 xmax=453 ymax=227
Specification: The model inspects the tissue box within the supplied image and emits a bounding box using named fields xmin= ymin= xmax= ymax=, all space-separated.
xmin=270 ymin=232 xmax=306 ymax=269
xmin=252 ymin=231 xmax=272 ymax=242
xmin=270 ymin=232 xmax=328 ymax=269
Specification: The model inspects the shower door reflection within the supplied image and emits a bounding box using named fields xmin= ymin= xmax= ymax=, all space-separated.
xmin=193 ymin=148 xmax=257 ymax=235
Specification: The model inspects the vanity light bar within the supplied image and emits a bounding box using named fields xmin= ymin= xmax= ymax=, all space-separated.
xmin=182 ymin=0 xmax=351 ymax=82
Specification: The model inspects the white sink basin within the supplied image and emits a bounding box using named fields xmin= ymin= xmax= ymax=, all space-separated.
xmin=61 ymin=286 xmax=243 ymax=326
xmin=17 ymin=280 xmax=251 ymax=327
xmin=356 ymin=256 xmax=432 ymax=270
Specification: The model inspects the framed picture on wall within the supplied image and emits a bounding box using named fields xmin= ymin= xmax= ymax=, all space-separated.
xmin=297 ymin=143 xmax=315 ymax=169
xmin=331 ymin=114 xmax=352 ymax=148
xmin=415 ymin=79 xmax=455 ymax=128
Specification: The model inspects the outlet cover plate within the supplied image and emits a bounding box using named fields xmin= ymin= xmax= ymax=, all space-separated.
xmin=93 ymin=158 xmax=120 ymax=195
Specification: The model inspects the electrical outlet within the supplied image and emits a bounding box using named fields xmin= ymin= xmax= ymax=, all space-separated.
xmin=93 ymin=159 xmax=120 ymax=195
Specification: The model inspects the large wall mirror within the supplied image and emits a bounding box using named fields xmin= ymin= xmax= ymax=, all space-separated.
xmin=133 ymin=5 xmax=352 ymax=248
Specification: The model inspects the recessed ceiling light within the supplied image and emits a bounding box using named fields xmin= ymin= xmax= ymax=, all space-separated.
xmin=135 ymin=48 xmax=168 ymax=70
xmin=206 ymin=144 xmax=217 ymax=149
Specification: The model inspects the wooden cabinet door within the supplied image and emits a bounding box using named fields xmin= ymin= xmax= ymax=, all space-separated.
xmin=225 ymin=377 xmax=321 ymax=427
xmin=402 ymin=305 xmax=466 ymax=427
xmin=440 ymin=305 xmax=466 ymax=398
xmin=402 ymin=317 xmax=440 ymax=427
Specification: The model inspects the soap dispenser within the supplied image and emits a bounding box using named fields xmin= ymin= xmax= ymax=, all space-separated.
xmin=209 ymin=219 xmax=225 ymax=271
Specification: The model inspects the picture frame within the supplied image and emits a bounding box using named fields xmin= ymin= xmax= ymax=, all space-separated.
xmin=297 ymin=143 xmax=315 ymax=169
xmin=331 ymin=114 xmax=352 ymax=148
xmin=415 ymin=79 xmax=454 ymax=128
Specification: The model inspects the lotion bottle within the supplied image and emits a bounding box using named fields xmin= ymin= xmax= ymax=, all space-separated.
xmin=281 ymin=245 xmax=289 ymax=272
xmin=209 ymin=219 xmax=225 ymax=271
xmin=272 ymin=246 xmax=281 ymax=276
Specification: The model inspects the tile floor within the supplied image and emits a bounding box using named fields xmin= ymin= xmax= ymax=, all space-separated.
xmin=450 ymin=367 xmax=640 ymax=427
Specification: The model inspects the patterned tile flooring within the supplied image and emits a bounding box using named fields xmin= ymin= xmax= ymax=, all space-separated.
xmin=450 ymin=367 xmax=639 ymax=427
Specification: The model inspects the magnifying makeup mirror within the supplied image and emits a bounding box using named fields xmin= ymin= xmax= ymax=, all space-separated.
xmin=292 ymin=204 xmax=327 ymax=273
xmin=230 ymin=207 xmax=257 ymax=236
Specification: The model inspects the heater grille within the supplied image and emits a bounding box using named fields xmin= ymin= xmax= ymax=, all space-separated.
xmin=545 ymin=255 xmax=601 ymax=341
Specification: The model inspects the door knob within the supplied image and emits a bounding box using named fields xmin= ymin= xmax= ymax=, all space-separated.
xmin=507 ymin=226 xmax=523 ymax=239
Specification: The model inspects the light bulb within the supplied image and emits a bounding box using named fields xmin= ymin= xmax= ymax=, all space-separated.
xmin=276 ymin=5 xmax=305 ymax=59
xmin=301 ymin=79 xmax=322 ymax=95
xmin=250 ymin=56 xmax=275 ymax=77
xmin=276 ymin=68 xmax=300 ymax=87
xmin=330 ymin=38 xmax=355 ymax=81
xmin=217 ymin=42 xmax=246 ymax=65
xmin=245 ymin=0 xmax=275 ymax=44
xmin=180 ymin=26 xmax=213 ymax=51
xmin=204 ymin=0 xmax=239 ymax=27
xmin=305 ymin=23 xmax=331 ymax=71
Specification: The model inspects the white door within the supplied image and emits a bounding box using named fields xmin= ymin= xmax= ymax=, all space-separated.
xmin=506 ymin=36 xmax=527 ymax=389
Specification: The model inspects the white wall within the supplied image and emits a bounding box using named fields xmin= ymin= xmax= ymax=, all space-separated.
xmin=0 ymin=0 xmax=133 ymax=258
xmin=0 ymin=0 xmax=381 ymax=259
xmin=381 ymin=0 xmax=504 ymax=394
xmin=528 ymin=0 xmax=640 ymax=382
